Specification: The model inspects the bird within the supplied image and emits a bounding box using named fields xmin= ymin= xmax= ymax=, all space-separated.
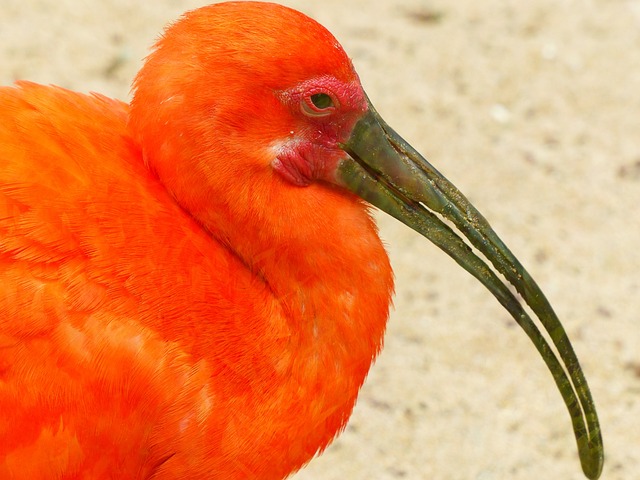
xmin=0 ymin=1 xmax=603 ymax=479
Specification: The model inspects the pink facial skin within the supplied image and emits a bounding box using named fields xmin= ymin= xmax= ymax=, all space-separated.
xmin=272 ymin=75 xmax=367 ymax=186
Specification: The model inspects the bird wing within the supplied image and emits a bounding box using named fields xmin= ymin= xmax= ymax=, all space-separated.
xmin=0 ymin=83 xmax=276 ymax=478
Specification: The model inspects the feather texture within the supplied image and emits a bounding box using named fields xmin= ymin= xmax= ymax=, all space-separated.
xmin=0 ymin=3 xmax=393 ymax=478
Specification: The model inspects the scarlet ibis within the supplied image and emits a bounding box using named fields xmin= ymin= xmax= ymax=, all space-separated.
xmin=0 ymin=2 xmax=603 ymax=479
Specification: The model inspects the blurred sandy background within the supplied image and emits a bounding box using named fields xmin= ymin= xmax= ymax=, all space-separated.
xmin=2 ymin=1 xmax=639 ymax=479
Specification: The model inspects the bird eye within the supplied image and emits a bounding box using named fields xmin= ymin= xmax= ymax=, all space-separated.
xmin=301 ymin=92 xmax=336 ymax=117
xmin=310 ymin=93 xmax=333 ymax=109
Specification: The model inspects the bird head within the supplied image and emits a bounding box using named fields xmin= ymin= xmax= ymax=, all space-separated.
xmin=130 ymin=2 xmax=365 ymax=194
xmin=129 ymin=2 xmax=602 ymax=478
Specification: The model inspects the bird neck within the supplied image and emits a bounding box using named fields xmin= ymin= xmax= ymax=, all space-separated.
xmin=187 ymin=174 xmax=395 ymax=473
xmin=208 ymin=177 xmax=394 ymax=355
xmin=219 ymin=179 xmax=395 ymax=460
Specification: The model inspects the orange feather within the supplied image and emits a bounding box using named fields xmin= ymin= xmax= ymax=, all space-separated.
xmin=1 ymin=3 xmax=392 ymax=479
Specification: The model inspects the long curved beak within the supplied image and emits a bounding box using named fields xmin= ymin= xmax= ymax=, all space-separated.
xmin=335 ymin=97 xmax=604 ymax=479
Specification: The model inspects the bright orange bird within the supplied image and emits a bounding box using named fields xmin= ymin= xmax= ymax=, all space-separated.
xmin=0 ymin=2 xmax=603 ymax=479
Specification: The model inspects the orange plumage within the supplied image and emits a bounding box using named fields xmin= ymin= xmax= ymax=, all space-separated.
xmin=0 ymin=2 xmax=605 ymax=480
xmin=1 ymin=3 xmax=391 ymax=478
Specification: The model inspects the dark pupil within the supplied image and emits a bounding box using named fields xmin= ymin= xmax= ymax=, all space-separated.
xmin=310 ymin=93 xmax=333 ymax=109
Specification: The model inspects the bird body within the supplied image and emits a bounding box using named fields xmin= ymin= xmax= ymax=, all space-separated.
xmin=0 ymin=2 xmax=603 ymax=479
xmin=0 ymin=80 xmax=390 ymax=477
